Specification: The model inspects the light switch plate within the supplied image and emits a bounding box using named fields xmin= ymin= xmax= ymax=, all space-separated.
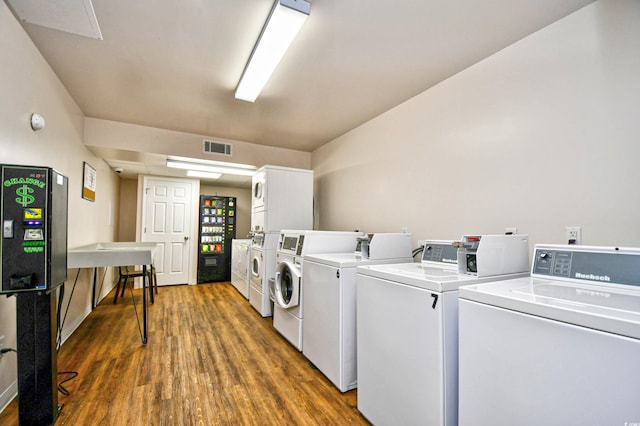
xmin=3 ymin=220 xmax=13 ymax=238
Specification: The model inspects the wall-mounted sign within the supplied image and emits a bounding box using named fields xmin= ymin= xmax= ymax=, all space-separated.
xmin=82 ymin=162 xmax=96 ymax=202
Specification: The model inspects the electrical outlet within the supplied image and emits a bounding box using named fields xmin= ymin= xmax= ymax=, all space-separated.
xmin=566 ymin=226 xmax=582 ymax=245
xmin=505 ymin=227 xmax=517 ymax=235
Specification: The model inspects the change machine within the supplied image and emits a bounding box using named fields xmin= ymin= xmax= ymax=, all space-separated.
xmin=1 ymin=164 xmax=68 ymax=425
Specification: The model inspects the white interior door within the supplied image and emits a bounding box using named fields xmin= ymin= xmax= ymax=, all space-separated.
xmin=141 ymin=176 xmax=194 ymax=285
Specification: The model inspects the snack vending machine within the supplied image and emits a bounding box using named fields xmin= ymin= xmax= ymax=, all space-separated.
xmin=197 ymin=196 xmax=236 ymax=283
xmin=1 ymin=164 xmax=68 ymax=425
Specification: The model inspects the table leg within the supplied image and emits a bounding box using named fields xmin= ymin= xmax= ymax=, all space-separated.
xmin=149 ymin=264 xmax=155 ymax=304
xmin=142 ymin=264 xmax=148 ymax=344
xmin=91 ymin=267 xmax=97 ymax=310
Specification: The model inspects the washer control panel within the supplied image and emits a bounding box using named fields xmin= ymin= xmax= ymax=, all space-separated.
xmin=422 ymin=241 xmax=458 ymax=264
xmin=532 ymin=246 xmax=640 ymax=287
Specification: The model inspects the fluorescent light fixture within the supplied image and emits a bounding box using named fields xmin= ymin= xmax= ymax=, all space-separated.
xmin=235 ymin=0 xmax=311 ymax=102
xmin=166 ymin=159 xmax=257 ymax=177
xmin=167 ymin=156 xmax=257 ymax=170
xmin=187 ymin=170 xmax=222 ymax=179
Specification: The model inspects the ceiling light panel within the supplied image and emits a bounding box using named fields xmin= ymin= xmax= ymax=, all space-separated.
xmin=235 ymin=0 xmax=310 ymax=102
xmin=6 ymin=0 xmax=103 ymax=40
xmin=166 ymin=160 xmax=256 ymax=177
xmin=167 ymin=156 xmax=257 ymax=171
xmin=187 ymin=171 xmax=222 ymax=179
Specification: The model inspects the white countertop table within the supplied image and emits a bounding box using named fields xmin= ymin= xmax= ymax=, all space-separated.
xmin=68 ymin=242 xmax=158 ymax=344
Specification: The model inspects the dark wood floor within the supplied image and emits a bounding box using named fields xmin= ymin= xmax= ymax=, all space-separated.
xmin=0 ymin=282 xmax=370 ymax=425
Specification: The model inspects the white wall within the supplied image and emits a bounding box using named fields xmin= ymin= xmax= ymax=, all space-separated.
xmin=312 ymin=0 xmax=640 ymax=251
xmin=0 ymin=3 xmax=120 ymax=412
xmin=84 ymin=117 xmax=312 ymax=170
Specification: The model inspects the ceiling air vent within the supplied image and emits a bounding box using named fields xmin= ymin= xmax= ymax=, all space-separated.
xmin=203 ymin=140 xmax=232 ymax=156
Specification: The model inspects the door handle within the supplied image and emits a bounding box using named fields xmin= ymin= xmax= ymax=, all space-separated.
xmin=184 ymin=236 xmax=189 ymax=241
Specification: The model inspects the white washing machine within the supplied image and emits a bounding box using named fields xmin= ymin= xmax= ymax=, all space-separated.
xmin=249 ymin=232 xmax=279 ymax=317
xmin=356 ymin=235 xmax=530 ymax=426
xmin=458 ymin=244 xmax=640 ymax=426
xmin=273 ymin=230 xmax=362 ymax=351
xmin=302 ymin=233 xmax=414 ymax=392
xmin=231 ymin=239 xmax=251 ymax=299
xmin=250 ymin=165 xmax=313 ymax=234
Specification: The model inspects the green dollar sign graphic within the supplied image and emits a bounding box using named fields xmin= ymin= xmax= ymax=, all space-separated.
xmin=15 ymin=185 xmax=35 ymax=207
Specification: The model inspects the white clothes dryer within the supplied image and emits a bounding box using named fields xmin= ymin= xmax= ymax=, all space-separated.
xmin=250 ymin=165 xmax=313 ymax=234
xmin=356 ymin=235 xmax=530 ymax=426
xmin=248 ymin=232 xmax=279 ymax=317
xmin=273 ymin=230 xmax=362 ymax=351
xmin=458 ymin=244 xmax=640 ymax=426
xmin=231 ymin=239 xmax=251 ymax=299
xmin=302 ymin=233 xmax=414 ymax=392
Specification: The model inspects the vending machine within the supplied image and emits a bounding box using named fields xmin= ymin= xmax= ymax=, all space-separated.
xmin=1 ymin=164 xmax=68 ymax=425
xmin=197 ymin=196 xmax=236 ymax=283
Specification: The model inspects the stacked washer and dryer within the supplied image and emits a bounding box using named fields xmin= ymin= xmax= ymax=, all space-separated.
xmin=272 ymin=230 xmax=363 ymax=351
xmin=248 ymin=166 xmax=313 ymax=317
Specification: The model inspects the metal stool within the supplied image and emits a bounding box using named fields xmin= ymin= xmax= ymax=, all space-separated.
xmin=113 ymin=265 xmax=158 ymax=304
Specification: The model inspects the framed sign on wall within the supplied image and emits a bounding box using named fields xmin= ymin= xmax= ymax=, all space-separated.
xmin=82 ymin=162 xmax=96 ymax=201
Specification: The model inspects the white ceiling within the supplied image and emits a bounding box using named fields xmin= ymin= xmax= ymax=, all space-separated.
xmin=8 ymin=0 xmax=594 ymax=183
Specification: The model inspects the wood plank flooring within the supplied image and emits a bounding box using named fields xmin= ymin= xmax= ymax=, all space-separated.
xmin=0 ymin=282 xmax=370 ymax=425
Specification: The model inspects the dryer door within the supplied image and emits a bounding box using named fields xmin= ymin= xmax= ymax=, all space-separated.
xmin=275 ymin=261 xmax=301 ymax=309
xmin=252 ymin=170 xmax=266 ymax=210
xmin=251 ymin=252 xmax=262 ymax=279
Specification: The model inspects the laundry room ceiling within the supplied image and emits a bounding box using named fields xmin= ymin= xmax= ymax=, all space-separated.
xmin=9 ymin=0 xmax=594 ymax=153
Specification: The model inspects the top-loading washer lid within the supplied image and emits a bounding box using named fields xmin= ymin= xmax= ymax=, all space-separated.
xmin=512 ymin=283 xmax=640 ymax=312
xmin=303 ymin=252 xmax=413 ymax=268
xmin=459 ymin=277 xmax=640 ymax=340
xmin=357 ymin=262 xmax=528 ymax=293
